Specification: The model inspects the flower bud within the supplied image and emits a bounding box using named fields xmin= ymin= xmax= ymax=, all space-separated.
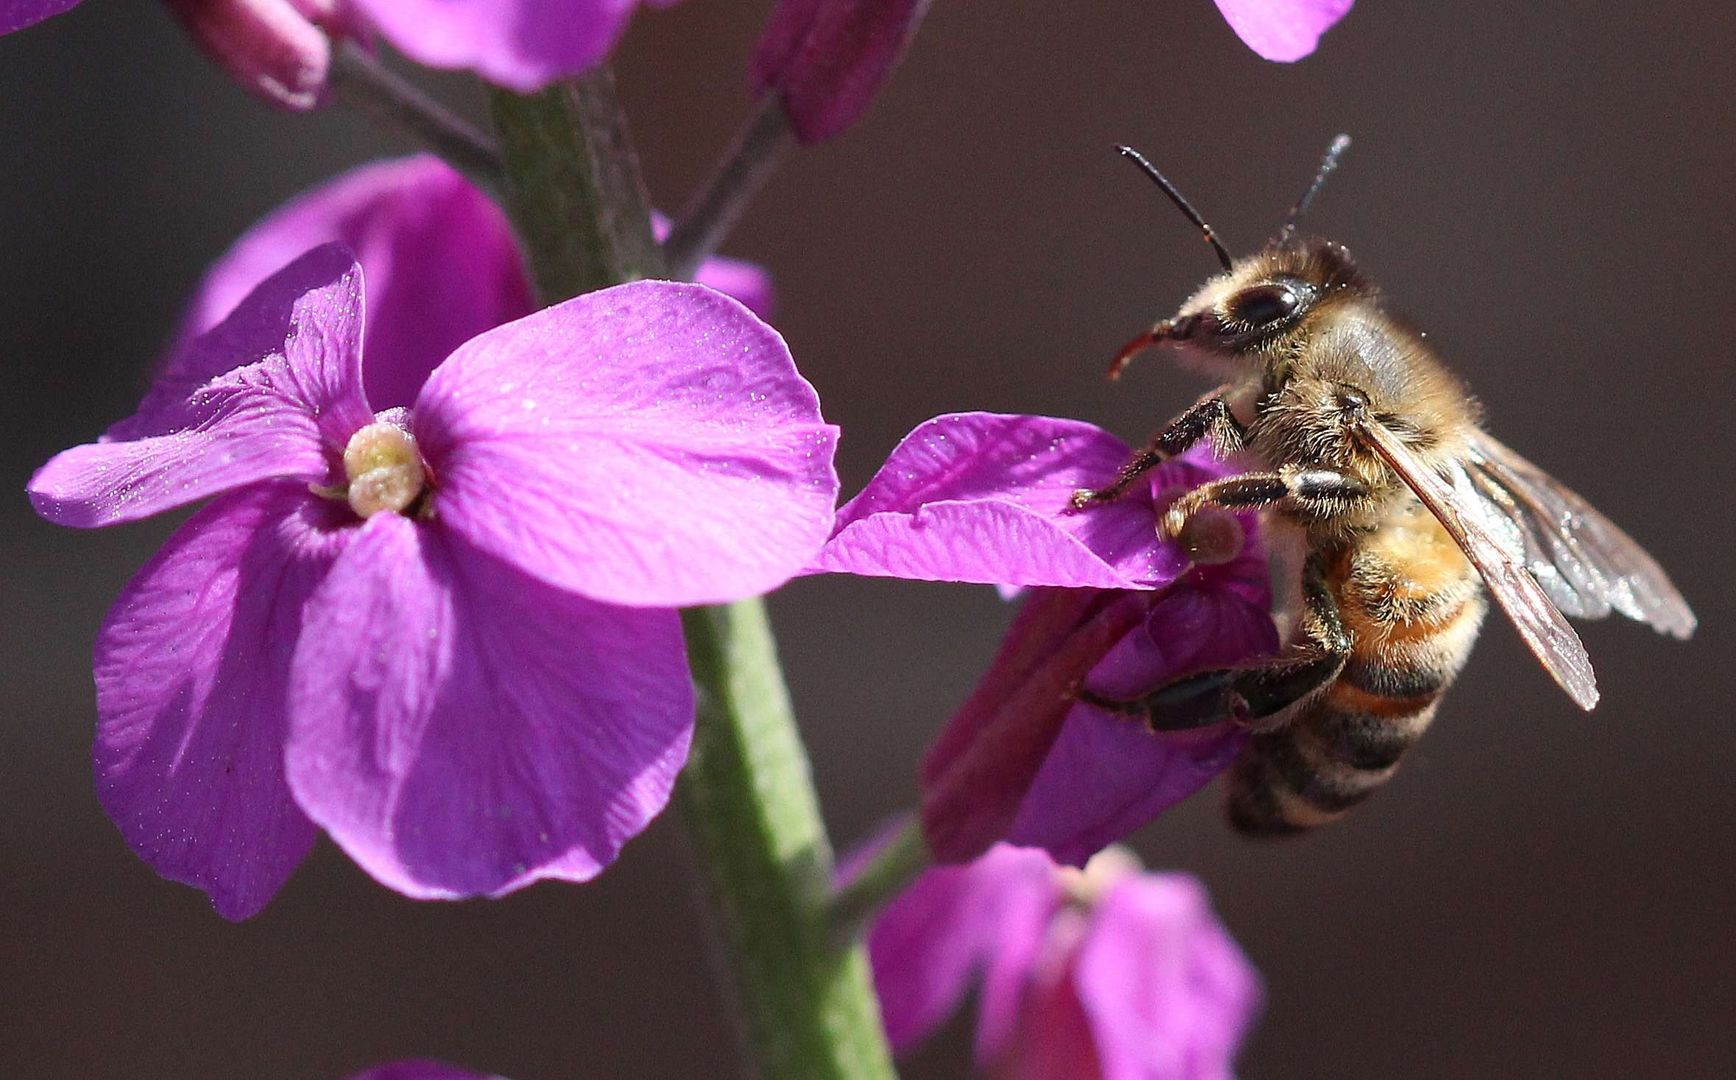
xmin=162 ymin=0 xmax=333 ymax=111
xmin=750 ymin=0 xmax=933 ymax=143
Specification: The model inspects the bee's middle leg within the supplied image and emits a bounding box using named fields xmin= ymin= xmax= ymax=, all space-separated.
xmin=1080 ymin=558 xmax=1350 ymax=732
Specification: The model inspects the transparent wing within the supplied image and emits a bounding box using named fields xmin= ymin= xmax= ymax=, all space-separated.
xmin=1359 ymin=421 xmax=1600 ymax=710
xmin=1464 ymin=430 xmax=1696 ymax=639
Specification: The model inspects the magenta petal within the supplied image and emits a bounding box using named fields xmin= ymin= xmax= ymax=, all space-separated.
xmin=815 ymin=413 xmax=1176 ymax=589
xmin=94 ymin=486 xmax=354 ymax=920
xmin=1007 ymin=588 xmax=1280 ymax=866
xmin=869 ymin=844 xmax=1059 ymax=1052
xmin=1074 ymin=875 xmax=1261 ymax=1080
xmin=416 ymin=280 xmax=838 ymax=607
xmin=348 ymin=0 xmax=650 ymax=91
xmin=29 ymin=245 xmax=372 ymax=528
xmin=285 ymin=514 xmax=693 ymax=899
xmin=751 ymin=0 xmax=933 ymax=142
xmin=0 ymin=0 xmax=82 ymax=34
xmin=1212 ymin=0 xmax=1354 ymax=62
xmin=169 ymin=156 xmax=533 ymax=413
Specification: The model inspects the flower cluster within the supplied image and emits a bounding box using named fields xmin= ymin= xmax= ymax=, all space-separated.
xmin=9 ymin=0 xmax=1373 ymax=1073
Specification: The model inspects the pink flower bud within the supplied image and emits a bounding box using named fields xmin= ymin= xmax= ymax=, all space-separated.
xmin=162 ymin=0 xmax=333 ymax=111
xmin=751 ymin=0 xmax=933 ymax=143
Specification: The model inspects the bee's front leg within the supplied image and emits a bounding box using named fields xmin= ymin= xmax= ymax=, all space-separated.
xmin=1069 ymin=393 xmax=1245 ymax=510
xmin=1081 ymin=558 xmax=1349 ymax=732
xmin=1157 ymin=467 xmax=1369 ymax=540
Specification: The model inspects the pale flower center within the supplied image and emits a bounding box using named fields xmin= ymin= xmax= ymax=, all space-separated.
xmin=1058 ymin=845 xmax=1140 ymax=908
xmin=342 ymin=414 xmax=426 ymax=519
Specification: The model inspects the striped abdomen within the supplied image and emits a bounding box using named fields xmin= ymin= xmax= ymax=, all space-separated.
xmin=1227 ymin=507 xmax=1488 ymax=835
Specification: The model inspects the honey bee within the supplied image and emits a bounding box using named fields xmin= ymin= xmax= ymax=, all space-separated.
xmin=1072 ymin=138 xmax=1696 ymax=836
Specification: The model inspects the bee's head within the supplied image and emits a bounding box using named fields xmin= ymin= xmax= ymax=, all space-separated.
xmin=1109 ymin=139 xmax=1366 ymax=379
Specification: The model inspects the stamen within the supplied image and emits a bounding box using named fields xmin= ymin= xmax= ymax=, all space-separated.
xmin=342 ymin=417 xmax=427 ymax=518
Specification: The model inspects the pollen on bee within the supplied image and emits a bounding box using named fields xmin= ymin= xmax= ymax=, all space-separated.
xmin=342 ymin=417 xmax=427 ymax=518
xmin=1178 ymin=507 xmax=1246 ymax=565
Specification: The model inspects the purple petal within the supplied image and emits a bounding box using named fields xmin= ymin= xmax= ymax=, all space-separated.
xmin=0 ymin=0 xmax=82 ymax=34
xmin=347 ymin=0 xmax=662 ymax=92
xmin=869 ymin=844 xmax=1059 ymax=1052
xmin=751 ymin=0 xmax=933 ymax=143
xmin=93 ymin=485 xmax=355 ymax=920
xmin=29 ymin=245 xmax=372 ymax=528
xmin=816 ymin=413 xmax=1180 ymax=590
xmin=1007 ymin=587 xmax=1280 ymax=866
xmin=169 ymin=156 xmax=533 ymax=413
xmin=1074 ymin=875 xmax=1260 ymax=1080
xmin=415 ymin=280 xmax=838 ymax=607
xmin=344 ymin=1062 xmax=502 ymax=1080
xmin=1212 ymin=0 xmax=1354 ymax=62
xmin=285 ymin=514 xmax=693 ymax=899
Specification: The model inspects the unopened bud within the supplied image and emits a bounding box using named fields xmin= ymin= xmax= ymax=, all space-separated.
xmin=751 ymin=0 xmax=933 ymax=143
xmin=162 ymin=0 xmax=333 ymax=111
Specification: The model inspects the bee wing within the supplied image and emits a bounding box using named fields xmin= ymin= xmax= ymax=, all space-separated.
xmin=1359 ymin=420 xmax=1601 ymax=711
xmin=1463 ymin=430 xmax=1696 ymax=640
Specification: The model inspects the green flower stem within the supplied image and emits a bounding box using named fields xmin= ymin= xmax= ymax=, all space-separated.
xmin=328 ymin=44 xmax=502 ymax=191
xmin=825 ymin=815 xmax=931 ymax=950
xmin=678 ymin=604 xmax=899 ymax=1080
xmin=489 ymin=71 xmax=897 ymax=1080
xmin=488 ymin=70 xmax=664 ymax=298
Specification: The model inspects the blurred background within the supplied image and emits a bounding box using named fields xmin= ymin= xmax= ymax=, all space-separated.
xmin=3 ymin=1 xmax=1733 ymax=1077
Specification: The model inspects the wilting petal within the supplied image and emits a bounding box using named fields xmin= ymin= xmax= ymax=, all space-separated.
xmin=1212 ymin=0 xmax=1353 ymax=62
xmin=286 ymin=514 xmax=693 ymax=899
xmin=93 ymin=485 xmax=353 ymax=920
xmin=0 ymin=0 xmax=82 ymax=34
xmin=344 ymin=1062 xmax=502 ymax=1080
xmin=347 ymin=0 xmax=669 ymax=92
xmin=752 ymin=0 xmax=933 ymax=143
xmin=1007 ymin=587 xmax=1280 ymax=866
xmin=816 ymin=413 xmax=1182 ymax=589
xmin=870 ymin=843 xmax=1059 ymax=1052
xmin=162 ymin=0 xmax=331 ymax=110
xmin=1074 ymin=875 xmax=1260 ymax=1079
xmin=170 ymin=157 xmax=532 ymax=412
xmin=920 ymin=589 xmax=1149 ymax=864
xmin=416 ymin=280 xmax=838 ymax=607
xmin=29 ymin=246 xmax=371 ymax=528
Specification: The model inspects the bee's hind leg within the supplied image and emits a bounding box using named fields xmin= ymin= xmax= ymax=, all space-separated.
xmin=1080 ymin=557 xmax=1349 ymax=732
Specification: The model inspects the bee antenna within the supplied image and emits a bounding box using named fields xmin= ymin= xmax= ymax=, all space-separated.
xmin=1115 ymin=144 xmax=1234 ymax=273
xmin=1280 ymin=134 xmax=1351 ymax=239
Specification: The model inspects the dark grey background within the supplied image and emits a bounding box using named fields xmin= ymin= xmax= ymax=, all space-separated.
xmin=3 ymin=1 xmax=1732 ymax=1077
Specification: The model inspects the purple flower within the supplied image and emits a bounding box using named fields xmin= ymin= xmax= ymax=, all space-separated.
xmin=2 ymin=0 xmax=675 ymax=101
xmin=867 ymin=842 xmax=1260 ymax=1079
xmin=162 ymin=153 xmax=772 ymax=419
xmin=1213 ymin=0 xmax=1354 ymax=62
xmin=342 ymin=0 xmax=682 ymax=92
xmin=813 ymin=413 xmax=1278 ymax=865
xmin=28 ymin=245 xmax=838 ymax=918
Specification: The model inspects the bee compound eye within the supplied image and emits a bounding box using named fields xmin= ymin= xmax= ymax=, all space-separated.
xmin=1225 ymin=283 xmax=1302 ymax=328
